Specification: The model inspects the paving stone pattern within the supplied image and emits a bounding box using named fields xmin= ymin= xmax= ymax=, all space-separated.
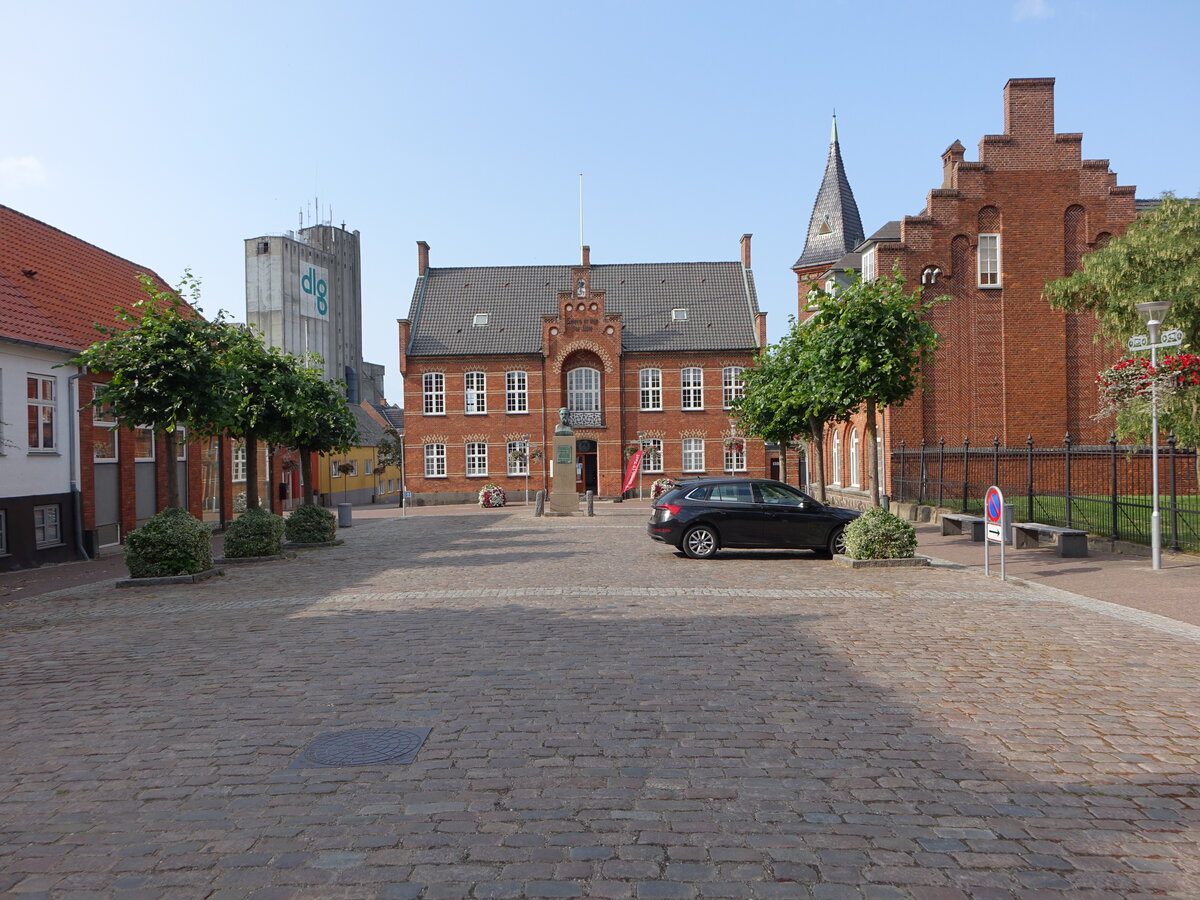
xmin=2 ymin=507 xmax=1199 ymax=898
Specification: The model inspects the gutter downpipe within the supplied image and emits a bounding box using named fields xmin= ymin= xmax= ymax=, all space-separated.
xmin=68 ymin=367 xmax=91 ymax=560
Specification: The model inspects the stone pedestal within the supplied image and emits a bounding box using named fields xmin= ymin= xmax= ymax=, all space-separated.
xmin=548 ymin=435 xmax=579 ymax=515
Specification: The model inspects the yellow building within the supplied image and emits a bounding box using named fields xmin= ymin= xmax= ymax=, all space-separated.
xmin=317 ymin=403 xmax=405 ymax=506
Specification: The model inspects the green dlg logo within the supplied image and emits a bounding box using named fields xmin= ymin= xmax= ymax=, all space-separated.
xmin=302 ymin=266 xmax=328 ymax=315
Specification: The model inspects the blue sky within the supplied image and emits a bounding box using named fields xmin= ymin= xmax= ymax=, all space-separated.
xmin=3 ymin=0 xmax=1197 ymax=401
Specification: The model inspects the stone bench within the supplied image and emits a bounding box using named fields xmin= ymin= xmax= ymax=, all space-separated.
xmin=1012 ymin=522 xmax=1089 ymax=558
xmin=941 ymin=513 xmax=985 ymax=542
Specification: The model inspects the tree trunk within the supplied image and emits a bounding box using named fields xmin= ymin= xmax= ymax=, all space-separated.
xmin=864 ymin=399 xmax=880 ymax=507
xmin=780 ymin=444 xmax=788 ymax=485
xmin=164 ymin=428 xmax=180 ymax=509
xmin=245 ymin=432 xmax=260 ymax=510
xmin=300 ymin=450 xmax=315 ymax=504
xmin=809 ymin=419 xmax=827 ymax=503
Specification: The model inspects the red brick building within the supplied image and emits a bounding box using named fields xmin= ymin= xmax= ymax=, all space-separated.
xmin=398 ymin=240 xmax=768 ymax=503
xmin=797 ymin=79 xmax=1139 ymax=503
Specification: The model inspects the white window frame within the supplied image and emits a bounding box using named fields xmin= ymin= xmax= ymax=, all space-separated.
xmin=723 ymin=442 xmax=746 ymax=473
xmin=465 ymin=441 xmax=488 ymax=477
xmin=722 ymin=367 xmax=744 ymax=409
xmin=232 ymin=442 xmax=247 ymax=483
xmin=506 ymin=371 xmax=528 ymax=413
xmin=877 ymin=436 xmax=885 ymax=492
xmin=175 ymin=426 xmax=187 ymax=461
xmin=671 ymin=308 xmax=688 ymax=321
xmin=464 ymin=371 xmax=487 ymax=415
xmin=92 ymin=404 xmax=118 ymax=462
xmin=639 ymin=368 xmax=662 ymax=411
xmin=978 ymin=234 xmax=1001 ymax=287
xmin=26 ymin=374 xmax=56 ymax=451
xmin=424 ymin=443 xmax=446 ymax=478
xmin=134 ymin=425 xmax=155 ymax=461
xmin=331 ymin=459 xmax=341 ymax=478
xmin=346 ymin=459 xmax=358 ymax=477
xmin=861 ymin=246 xmax=877 ymax=282
xmin=34 ymin=504 xmax=62 ymax=548
xmin=472 ymin=313 xmax=489 ymax=326
xmin=364 ymin=458 xmax=373 ymax=475
xmin=641 ymin=438 xmax=663 ymax=474
xmin=831 ymin=432 xmax=842 ymax=485
xmin=682 ymin=438 xmax=704 ymax=473
xmin=849 ymin=428 xmax=860 ymax=488
xmin=567 ymin=367 xmax=601 ymax=413
xmin=681 ymin=368 xmax=704 ymax=410
xmin=423 ymin=372 xmax=445 ymax=415
xmin=507 ymin=440 xmax=529 ymax=476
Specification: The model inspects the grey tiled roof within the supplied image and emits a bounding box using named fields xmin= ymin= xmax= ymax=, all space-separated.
xmin=859 ymin=221 xmax=902 ymax=246
xmin=406 ymin=262 xmax=760 ymax=357
xmin=376 ymin=405 xmax=404 ymax=431
xmin=349 ymin=404 xmax=386 ymax=447
xmin=792 ymin=135 xmax=865 ymax=270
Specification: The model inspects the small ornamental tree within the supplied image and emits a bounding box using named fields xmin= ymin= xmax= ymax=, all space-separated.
xmin=278 ymin=365 xmax=359 ymax=504
xmin=732 ymin=331 xmax=808 ymax=486
xmin=807 ymin=268 xmax=942 ymax=506
xmin=376 ymin=427 xmax=405 ymax=506
xmin=69 ymin=271 xmax=234 ymax=509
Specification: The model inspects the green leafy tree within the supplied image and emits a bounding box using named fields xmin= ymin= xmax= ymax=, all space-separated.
xmin=375 ymin=427 xmax=405 ymax=506
xmin=1044 ymin=194 xmax=1200 ymax=348
xmin=69 ymin=271 xmax=233 ymax=509
xmin=808 ymin=267 xmax=941 ymax=506
xmin=278 ymin=365 xmax=359 ymax=504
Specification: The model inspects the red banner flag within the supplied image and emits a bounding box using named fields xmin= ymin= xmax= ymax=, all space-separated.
xmin=621 ymin=450 xmax=644 ymax=494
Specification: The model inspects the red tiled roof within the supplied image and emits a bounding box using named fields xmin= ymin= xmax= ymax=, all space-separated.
xmin=0 ymin=204 xmax=175 ymax=352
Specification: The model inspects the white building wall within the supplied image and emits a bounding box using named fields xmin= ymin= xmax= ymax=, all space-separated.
xmin=0 ymin=341 xmax=75 ymax=498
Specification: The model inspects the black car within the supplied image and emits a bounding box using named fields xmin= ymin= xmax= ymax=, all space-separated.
xmin=647 ymin=477 xmax=860 ymax=559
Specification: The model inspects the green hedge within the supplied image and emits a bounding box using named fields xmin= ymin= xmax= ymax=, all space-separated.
xmin=125 ymin=508 xmax=213 ymax=578
xmin=223 ymin=507 xmax=285 ymax=558
xmin=285 ymin=502 xmax=336 ymax=544
xmin=844 ymin=506 xmax=917 ymax=560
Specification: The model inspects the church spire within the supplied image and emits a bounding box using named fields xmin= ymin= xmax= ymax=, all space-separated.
xmin=792 ymin=115 xmax=865 ymax=271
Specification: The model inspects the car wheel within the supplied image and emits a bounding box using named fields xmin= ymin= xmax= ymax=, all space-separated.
xmin=682 ymin=525 xmax=719 ymax=559
xmin=825 ymin=526 xmax=846 ymax=558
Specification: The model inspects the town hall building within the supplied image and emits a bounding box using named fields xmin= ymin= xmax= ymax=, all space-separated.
xmin=398 ymin=239 xmax=768 ymax=502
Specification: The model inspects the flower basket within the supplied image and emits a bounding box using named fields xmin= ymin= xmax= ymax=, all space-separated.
xmin=478 ymin=482 xmax=507 ymax=508
xmin=650 ymin=478 xmax=677 ymax=501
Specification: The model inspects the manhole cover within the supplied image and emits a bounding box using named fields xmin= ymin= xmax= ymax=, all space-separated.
xmin=292 ymin=727 xmax=431 ymax=768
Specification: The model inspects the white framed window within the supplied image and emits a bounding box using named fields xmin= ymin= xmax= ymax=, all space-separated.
xmin=26 ymin=375 xmax=56 ymax=450
xmin=877 ymin=436 xmax=885 ymax=492
xmin=473 ymin=313 xmax=489 ymax=326
xmin=723 ymin=441 xmax=746 ymax=473
xmin=364 ymin=458 xmax=373 ymax=475
xmin=831 ymin=432 xmax=842 ymax=485
xmin=465 ymin=371 xmax=487 ymax=414
xmin=567 ymin=367 xmax=600 ymax=412
xmin=681 ymin=368 xmax=703 ymax=410
xmin=331 ymin=459 xmax=341 ymax=478
xmin=671 ymin=308 xmax=688 ymax=321
xmin=722 ymin=367 xmax=744 ymax=409
xmin=849 ymin=428 xmax=860 ymax=488
xmin=232 ymin=441 xmax=247 ymax=482
xmin=978 ymin=234 xmax=1001 ymax=287
xmin=134 ymin=426 xmax=155 ymax=461
xmin=422 ymin=372 xmax=445 ymax=415
xmin=506 ymin=371 xmax=528 ymax=413
xmin=424 ymin=443 xmax=446 ymax=477
xmin=682 ymin=438 xmax=704 ymax=473
xmin=92 ymin=404 xmax=118 ymax=462
xmin=641 ymin=438 xmax=663 ymax=474
xmin=0 ymin=509 xmax=7 ymax=555
xmin=639 ymin=369 xmax=662 ymax=411
xmin=466 ymin=441 xmax=488 ymax=476
xmin=34 ymin=504 xmax=62 ymax=548
xmin=346 ymin=459 xmax=358 ymax=477
xmin=175 ymin=426 xmax=187 ymax=461
xmin=861 ymin=246 xmax=877 ymax=282
xmin=507 ymin=440 xmax=529 ymax=476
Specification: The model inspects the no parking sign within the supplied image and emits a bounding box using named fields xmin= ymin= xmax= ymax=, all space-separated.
xmin=984 ymin=485 xmax=1005 ymax=581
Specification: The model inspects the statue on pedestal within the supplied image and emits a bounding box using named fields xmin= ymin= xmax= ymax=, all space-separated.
xmin=555 ymin=407 xmax=573 ymax=436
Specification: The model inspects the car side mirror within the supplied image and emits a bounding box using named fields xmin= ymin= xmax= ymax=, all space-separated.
xmin=798 ymin=501 xmax=807 ymax=510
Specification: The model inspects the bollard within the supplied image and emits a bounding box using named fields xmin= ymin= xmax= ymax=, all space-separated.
xmin=585 ymin=490 xmax=594 ymax=517
xmin=534 ymin=490 xmax=545 ymax=517
xmin=880 ymin=493 xmax=890 ymax=512
xmin=337 ymin=503 xmax=353 ymax=528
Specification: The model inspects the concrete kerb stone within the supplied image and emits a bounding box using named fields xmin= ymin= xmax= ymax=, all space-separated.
xmin=114 ymin=567 xmax=224 ymax=588
xmin=213 ymin=553 xmax=297 ymax=565
xmin=282 ymin=539 xmax=345 ymax=549
xmin=833 ymin=554 xmax=932 ymax=569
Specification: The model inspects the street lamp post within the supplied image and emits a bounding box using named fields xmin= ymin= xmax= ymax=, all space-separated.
xmin=1132 ymin=301 xmax=1180 ymax=570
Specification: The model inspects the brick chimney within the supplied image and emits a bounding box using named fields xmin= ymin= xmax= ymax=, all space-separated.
xmin=941 ymin=140 xmax=965 ymax=188
xmin=416 ymin=240 xmax=430 ymax=275
xmin=581 ymin=244 xmax=590 ymax=267
xmin=740 ymin=233 xmax=752 ymax=269
xmin=1004 ymin=77 xmax=1055 ymax=136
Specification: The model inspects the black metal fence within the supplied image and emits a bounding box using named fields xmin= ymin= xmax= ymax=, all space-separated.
xmin=891 ymin=434 xmax=1200 ymax=553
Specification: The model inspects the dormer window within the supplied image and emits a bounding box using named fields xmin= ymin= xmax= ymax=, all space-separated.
xmin=472 ymin=313 xmax=489 ymax=326
xmin=671 ymin=308 xmax=688 ymax=321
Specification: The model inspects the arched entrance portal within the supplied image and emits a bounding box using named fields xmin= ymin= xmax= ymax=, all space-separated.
xmin=575 ymin=439 xmax=598 ymax=494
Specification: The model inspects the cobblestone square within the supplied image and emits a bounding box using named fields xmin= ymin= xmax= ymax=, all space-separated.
xmin=2 ymin=506 xmax=1199 ymax=898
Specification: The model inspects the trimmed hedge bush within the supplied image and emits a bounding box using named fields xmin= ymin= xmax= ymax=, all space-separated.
xmin=285 ymin=502 xmax=336 ymax=544
xmin=223 ymin=507 xmax=285 ymax=558
xmin=843 ymin=506 xmax=918 ymax=560
xmin=125 ymin=507 xmax=212 ymax=578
